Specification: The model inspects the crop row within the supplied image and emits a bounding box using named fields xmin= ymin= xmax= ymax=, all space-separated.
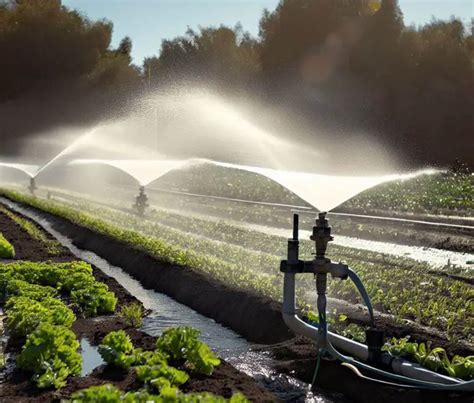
xmin=0 ymin=204 xmax=63 ymax=256
xmin=341 ymin=172 xmax=474 ymax=215
xmin=0 ymin=232 xmax=15 ymax=259
xmin=49 ymin=193 xmax=474 ymax=341
xmin=3 ymin=189 xmax=472 ymax=343
xmin=48 ymin=188 xmax=471 ymax=280
xmin=71 ymin=327 xmax=246 ymax=401
xmin=0 ymin=260 xmax=117 ymax=388
xmin=50 ymin=186 xmax=474 ymax=277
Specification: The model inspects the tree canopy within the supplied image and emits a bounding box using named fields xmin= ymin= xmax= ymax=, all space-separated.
xmin=0 ymin=0 xmax=472 ymax=167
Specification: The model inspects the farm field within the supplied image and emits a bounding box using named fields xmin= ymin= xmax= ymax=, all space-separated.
xmin=0 ymin=185 xmax=472 ymax=402
xmin=0 ymin=199 xmax=272 ymax=402
xmin=1 ymin=1 xmax=473 ymax=401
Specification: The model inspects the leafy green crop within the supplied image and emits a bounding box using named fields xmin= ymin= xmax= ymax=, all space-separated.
xmin=0 ymin=260 xmax=118 ymax=389
xmin=95 ymin=327 xmax=222 ymax=395
xmin=156 ymin=327 xmax=221 ymax=376
xmin=6 ymin=295 xmax=75 ymax=337
xmin=17 ymin=323 xmax=82 ymax=389
xmin=0 ymin=260 xmax=117 ymax=317
xmin=71 ymin=384 xmax=123 ymax=402
xmin=136 ymin=363 xmax=189 ymax=390
xmin=2 ymin=189 xmax=473 ymax=378
xmin=383 ymin=337 xmax=474 ymax=380
xmin=99 ymin=330 xmax=135 ymax=370
xmin=0 ymin=232 xmax=15 ymax=259
xmin=6 ymin=278 xmax=57 ymax=301
xmin=71 ymin=281 xmax=117 ymax=317
xmin=118 ymin=302 xmax=144 ymax=328
xmin=71 ymin=383 xmax=250 ymax=402
xmin=341 ymin=172 xmax=474 ymax=215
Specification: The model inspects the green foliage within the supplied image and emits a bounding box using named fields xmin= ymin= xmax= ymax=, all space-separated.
xmin=0 ymin=0 xmax=113 ymax=99
xmin=3 ymin=190 xmax=473 ymax=380
xmin=136 ymin=364 xmax=189 ymax=391
xmin=71 ymin=383 xmax=249 ymax=402
xmin=118 ymin=302 xmax=144 ymax=328
xmin=17 ymin=323 xmax=81 ymax=389
xmin=156 ymin=327 xmax=221 ymax=375
xmin=0 ymin=259 xmax=118 ymax=389
xmin=133 ymin=349 xmax=168 ymax=366
xmin=4 ymin=189 xmax=472 ymax=344
xmin=383 ymin=337 xmax=474 ymax=380
xmin=98 ymin=327 xmax=221 ymax=377
xmin=71 ymin=383 xmax=123 ymax=403
xmin=0 ymin=260 xmax=117 ymax=318
xmin=6 ymin=295 xmax=75 ymax=337
xmin=342 ymin=172 xmax=474 ymax=215
xmin=0 ymin=232 xmax=15 ymax=259
xmin=70 ymin=281 xmax=117 ymax=317
xmin=6 ymin=278 xmax=57 ymax=301
xmin=98 ymin=330 xmax=135 ymax=370
xmin=94 ymin=327 xmax=222 ymax=395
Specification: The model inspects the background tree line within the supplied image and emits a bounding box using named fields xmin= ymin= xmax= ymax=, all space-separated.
xmin=0 ymin=0 xmax=472 ymax=167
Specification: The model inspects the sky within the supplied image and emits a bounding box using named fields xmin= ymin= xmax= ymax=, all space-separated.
xmin=63 ymin=0 xmax=473 ymax=65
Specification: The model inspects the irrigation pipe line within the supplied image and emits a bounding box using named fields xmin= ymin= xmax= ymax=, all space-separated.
xmin=146 ymin=187 xmax=474 ymax=231
xmin=282 ymin=272 xmax=474 ymax=391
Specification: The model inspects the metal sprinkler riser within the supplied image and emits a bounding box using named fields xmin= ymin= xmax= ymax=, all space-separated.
xmin=133 ymin=185 xmax=149 ymax=217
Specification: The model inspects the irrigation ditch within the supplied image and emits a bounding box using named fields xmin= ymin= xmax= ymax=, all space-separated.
xmin=0 ymin=200 xmax=282 ymax=402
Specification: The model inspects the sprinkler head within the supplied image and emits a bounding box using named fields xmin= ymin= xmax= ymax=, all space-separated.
xmin=134 ymin=185 xmax=149 ymax=217
xmin=310 ymin=212 xmax=334 ymax=259
xmin=28 ymin=177 xmax=38 ymax=196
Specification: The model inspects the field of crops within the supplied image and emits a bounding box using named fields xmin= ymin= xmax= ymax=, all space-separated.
xmin=0 ymin=199 xmax=270 ymax=401
xmin=341 ymin=172 xmax=474 ymax=216
xmin=2 ymin=188 xmax=473 ymax=385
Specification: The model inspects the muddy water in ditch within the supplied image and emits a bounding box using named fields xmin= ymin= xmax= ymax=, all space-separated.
xmin=1 ymin=198 xmax=342 ymax=403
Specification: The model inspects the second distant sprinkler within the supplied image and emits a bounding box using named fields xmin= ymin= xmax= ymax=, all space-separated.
xmin=133 ymin=186 xmax=149 ymax=217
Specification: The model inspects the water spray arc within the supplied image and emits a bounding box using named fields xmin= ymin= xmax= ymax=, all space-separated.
xmin=281 ymin=213 xmax=474 ymax=391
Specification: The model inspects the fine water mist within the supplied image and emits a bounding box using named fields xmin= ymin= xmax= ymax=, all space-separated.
xmin=0 ymin=85 xmax=440 ymax=211
xmin=0 ymin=162 xmax=39 ymax=178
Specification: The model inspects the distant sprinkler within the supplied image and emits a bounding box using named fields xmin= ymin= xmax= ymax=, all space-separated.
xmin=133 ymin=186 xmax=149 ymax=217
xmin=28 ymin=177 xmax=38 ymax=196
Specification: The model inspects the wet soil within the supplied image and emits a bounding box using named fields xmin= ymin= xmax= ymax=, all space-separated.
xmin=0 ymin=203 xmax=275 ymax=402
xmin=0 ymin=208 xmax=71 ymax=262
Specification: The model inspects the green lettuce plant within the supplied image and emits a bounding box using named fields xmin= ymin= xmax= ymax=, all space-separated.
xmin=0 ymin=233 xmax=15 ymax=259
xmin=98 ymin=330 xmax=135 ymax=369
xmin=156 ymin=327 xmax=221 ymax=375
xmin=17 ymin=323 xmax=82 ymax=389
xmin=6 ymin=295 xmax=75 ymax=337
